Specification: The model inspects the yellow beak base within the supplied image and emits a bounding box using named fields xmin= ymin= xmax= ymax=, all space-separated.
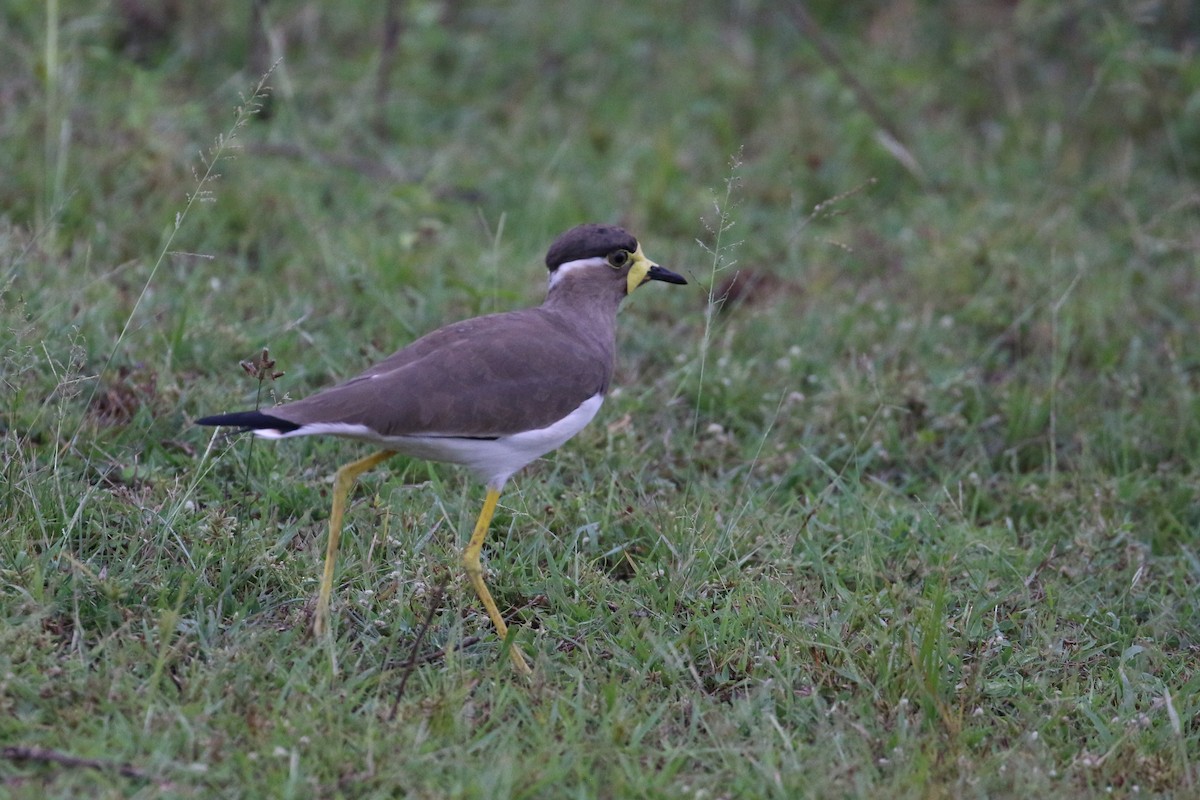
xmin=626 ymin=246 xmax=654 ymax=295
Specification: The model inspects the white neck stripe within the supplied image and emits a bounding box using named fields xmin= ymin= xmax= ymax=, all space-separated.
xmin=548 ymin=256 xmax=608 ymax=290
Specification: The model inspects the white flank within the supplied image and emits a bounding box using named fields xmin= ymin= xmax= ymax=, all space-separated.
xmin=255 ymin=394 xmax=605 ymax=489
xmin=252 ymin=422 xmax=374 ymax=440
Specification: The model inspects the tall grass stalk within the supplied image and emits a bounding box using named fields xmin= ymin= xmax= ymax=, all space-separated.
xmin=690 ymin=152 xmax=743 ymax=440
xmin=1048 ymin=263 xmax=1083 ymax=484
xmin=41 ymin=0 xmax=67 ymax=249
xmin=68 ymin=63 xmax=279 ymax=455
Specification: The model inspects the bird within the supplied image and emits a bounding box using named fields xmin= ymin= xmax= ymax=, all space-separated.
xmin=196 ymin=223 xmax=687 ymax=674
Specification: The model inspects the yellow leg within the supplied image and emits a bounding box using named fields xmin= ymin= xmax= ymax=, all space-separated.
xmin=313 ymin=450 xmax=397 ymax=637
xmin=463 ymin=488 xmax=531 ymax=675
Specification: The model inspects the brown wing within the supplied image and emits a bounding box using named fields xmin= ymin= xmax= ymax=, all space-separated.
xmin=272 ymin=309 xmax=613 ymax=436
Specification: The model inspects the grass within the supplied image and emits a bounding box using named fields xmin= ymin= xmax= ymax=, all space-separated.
xmin=2 ymin=1 xmax=1198 ymax=797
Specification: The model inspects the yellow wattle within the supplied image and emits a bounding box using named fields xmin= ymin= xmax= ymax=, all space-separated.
xmin=626 ymin=246 xmax=653 ymax=295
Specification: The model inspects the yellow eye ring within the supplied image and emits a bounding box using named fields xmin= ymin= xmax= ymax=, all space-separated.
xmin=607 ymin=250 xmax=630 ymax=269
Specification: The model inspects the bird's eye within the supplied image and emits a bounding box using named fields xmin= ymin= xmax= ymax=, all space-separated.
xmin=607 ymin=250 xmax=630 ymax=269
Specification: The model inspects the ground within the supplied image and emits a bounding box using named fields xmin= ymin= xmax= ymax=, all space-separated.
xmin=1 ymin=2 xmax=1197 ymax=797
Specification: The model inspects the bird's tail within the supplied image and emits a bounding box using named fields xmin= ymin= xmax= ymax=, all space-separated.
xmin=195 ymin=410 xmax=300 ymax=433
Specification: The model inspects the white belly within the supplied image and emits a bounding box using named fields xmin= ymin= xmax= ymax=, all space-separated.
xmin=255 ymin=393 xmax=604 ymax=489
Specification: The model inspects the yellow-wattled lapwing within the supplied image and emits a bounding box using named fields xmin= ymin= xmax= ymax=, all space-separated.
xmin=197 ymin=224 xmax=686 ymax=674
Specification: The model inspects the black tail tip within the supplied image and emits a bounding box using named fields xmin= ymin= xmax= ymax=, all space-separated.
xmin=195 ymin=410 xmax=300 ymax=433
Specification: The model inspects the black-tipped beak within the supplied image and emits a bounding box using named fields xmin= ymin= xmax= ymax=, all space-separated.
xmin=647 ymin=264 xmax=687 ymax=285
